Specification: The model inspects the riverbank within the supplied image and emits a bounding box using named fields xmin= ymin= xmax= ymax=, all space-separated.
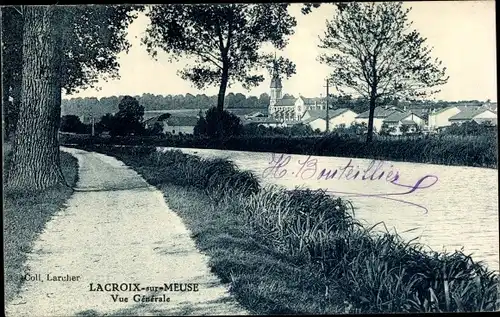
xmin=60 ymin=133 xmax=498 ymax=169
xmin=4 ymin=144 xmax=79 ymax=302
xmin=74 ymin=144 xmax=499 ymax=313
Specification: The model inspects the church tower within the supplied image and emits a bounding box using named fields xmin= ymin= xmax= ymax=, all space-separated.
xmin=269 ymin=57 xmax=282 ymax=116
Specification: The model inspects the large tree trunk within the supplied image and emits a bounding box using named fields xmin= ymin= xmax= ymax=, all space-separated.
xmin=6 ymin=6 xmax=66 ymax=192
xmin=2 ymin=7 xmax=24 ymax=139
xmin=366 ymin=88 xmax=377 ymax=143
xmin=214 ymin=60 xmax=229 ymax=138
xmin=216 ymin=62 xmax=229 ymax=113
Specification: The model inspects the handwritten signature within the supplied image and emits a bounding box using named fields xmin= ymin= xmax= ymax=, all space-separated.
xmin=262 ymin=153 xmax=439 ymax=214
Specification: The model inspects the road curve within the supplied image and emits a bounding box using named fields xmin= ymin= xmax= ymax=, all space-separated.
xmin=5 ymin=147 xmax=248 ymax=316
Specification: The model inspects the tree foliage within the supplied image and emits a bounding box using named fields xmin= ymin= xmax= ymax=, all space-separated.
xmin=194 ymin=107 xmax=242 ymax=138
xmin=1 ymin=5 xmax=140 ymax=136
xmin=110 ymin=96 xmax=145 ymax=136
xmin=62 ymin=93 xmax=271 ymax=118
xmin=60 ymin=115 xmax=86 ymax=133
xmin=142 ymin=4 xmax=297 ymax=111
xmin=318 ymin=2 xmax=448 ymax=142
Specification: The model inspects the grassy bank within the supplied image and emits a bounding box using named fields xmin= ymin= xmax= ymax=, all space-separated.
xmin=61 ymin=133 xmax=498 ymax=168
xmin=3 ymin=145 xmax=79 ymax=302
xmin=76 ymin=144 xmax=499 ymax=313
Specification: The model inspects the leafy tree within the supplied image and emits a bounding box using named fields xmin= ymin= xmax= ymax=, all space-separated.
xmin=318 ymin=2 xmax=448 ymax=143
xmin=60 ymin=115 xmax=85 ymax=133
xmin=142 ymin=4 xmax=297 ymax=112
xmin=2 ymin=6 xmax=139 ymax=136
xmin=5 ymin=5 xmax=140 ymax=191
xmin=112 ymin=96 xmax=145 ymax=136
xmin=97 ymin=113 xmax=116 ymax=134
xmin=194 ymin=107 xmax=242 ymax=138
xmin=258 ymin=93 xmax=271 ymax=107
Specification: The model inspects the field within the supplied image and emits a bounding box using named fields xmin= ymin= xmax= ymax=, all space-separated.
xmin=73 ymin=144 xmax=499 ymax=313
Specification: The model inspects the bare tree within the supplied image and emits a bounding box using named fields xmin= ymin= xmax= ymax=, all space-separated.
xmin=318 ymin=2 xmax=448 ymax=142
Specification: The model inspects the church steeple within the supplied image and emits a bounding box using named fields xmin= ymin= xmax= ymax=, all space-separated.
xmin=270 ymin=53 xmax=282 ymax=89
xmin=270 ymin=53 xmax=282 ymax=108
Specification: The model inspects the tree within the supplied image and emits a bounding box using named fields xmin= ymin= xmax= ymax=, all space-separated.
xmin=1 ymin=7 xmax=24 ymax=138
xmin=142 ymin=4 xmax=297 ymax=112
xmin=97 ymin=113 xmax=116 ymax=134
xmin=2 ymin=6 xmax=139 ymax=137
xmin=6 ymin=6 xmax=66 ymax=191
xmin=60 ymin=115 xmax=85 ymax=133
xmin=318 ymin=2 xmax=448 ymax=143
xmin=112 ymin=96 xmax=145 ymax=136
xmin=194 ymin=107 xmax=242 ymax=138
xmin=5 ymin=5 xmax=139 ymax=191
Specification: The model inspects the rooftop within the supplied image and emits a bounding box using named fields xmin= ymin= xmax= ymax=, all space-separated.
xmin=356 ymin=106 xmax=404 ymax=119
xmin=304 ymin=108 xmax=353 ymax=121
xmin=449 ymin=108 xmax=495 ymax=121
xmin=145 ymin=114 xmax=199 ymax=127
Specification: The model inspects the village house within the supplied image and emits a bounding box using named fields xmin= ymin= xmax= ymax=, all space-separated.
xmin=241 ymin=116 xmax=283 ymax=128
xmin=144 ymin=114 xmax=198 ymax=135
xmin=448 ymin=107 xmax=497 ymax=125
xmin=301 ymin=108 xmax=358 ymax=132
xmin=427 ymin=106 xmax=462 ymax=131
xmin=354 ymin=106 xmax=404 ymax=133
xmin=428 ymin=104 xmax=497 ymax=130
xmin=382 ymin=111 xmax=426 ymax=135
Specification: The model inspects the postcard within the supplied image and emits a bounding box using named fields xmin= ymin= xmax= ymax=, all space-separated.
xmin=3 ymin=2 xmax=498 ymax=315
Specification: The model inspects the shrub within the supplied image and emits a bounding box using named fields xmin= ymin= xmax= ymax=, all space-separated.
xmin=60 ymin=115 xmax=86 ymax=133
xmin=194 ymin=107 xmax=242 ymax=138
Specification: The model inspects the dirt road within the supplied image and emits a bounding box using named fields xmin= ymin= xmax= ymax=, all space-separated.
xmin=5 ymin=147 xmax=248 ymax=316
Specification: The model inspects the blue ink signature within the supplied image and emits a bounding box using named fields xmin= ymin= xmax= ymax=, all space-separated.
xmin=262 ymin=153 xmax=439 ymax=214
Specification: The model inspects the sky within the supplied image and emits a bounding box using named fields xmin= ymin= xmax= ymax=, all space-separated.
xmin=63 ymin=1 xmax=497 ymax=102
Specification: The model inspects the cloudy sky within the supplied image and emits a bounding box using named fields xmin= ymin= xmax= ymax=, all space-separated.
xmin=63 ymin=1 xmax=497 ymax=102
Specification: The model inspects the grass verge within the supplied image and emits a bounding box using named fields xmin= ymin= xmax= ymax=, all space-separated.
xmin=3 ymin=146 xmax=79 ymax=302
xmin=76 ymin=144 xmax=499 ymax=313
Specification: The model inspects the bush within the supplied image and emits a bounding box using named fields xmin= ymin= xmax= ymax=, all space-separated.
xmin=444 ymin=121 xmax=496 ymax=137
xmin=60 ymin=115 xmax=86 ymax=133
xmin=194 ymin=107 xmax=242 ymax=138
xmin=97 ymin=96 xmax=145 ymax=137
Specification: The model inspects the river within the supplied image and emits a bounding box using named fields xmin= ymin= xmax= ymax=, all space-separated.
xmin=158 ymin=147 xmax=499 ymax=273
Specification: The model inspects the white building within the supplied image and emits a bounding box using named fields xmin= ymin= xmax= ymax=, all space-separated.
xmin=144 ymin=115 xmax=198 ymax=135
xmin=383 ymin=111 xmax=426 ymax=135
xmin=448 ymin=108 xmax=497 ymax=125
xmin=355 ymin=106 xmax=404 ymax=133
xmin=301 ymin=108 xmax=358 ymax=132
xmin=267 ymin=62 xmax=328 ymax=122
xmin=427 ymin=106 xmax=461 ymax=130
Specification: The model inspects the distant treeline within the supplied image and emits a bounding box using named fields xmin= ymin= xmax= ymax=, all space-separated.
xmin=62 ymin=92 xmax=488 ymax=119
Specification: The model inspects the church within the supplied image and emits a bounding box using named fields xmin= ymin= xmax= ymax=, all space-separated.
xmin=268 ymin=66 xmax=327 ymax=122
